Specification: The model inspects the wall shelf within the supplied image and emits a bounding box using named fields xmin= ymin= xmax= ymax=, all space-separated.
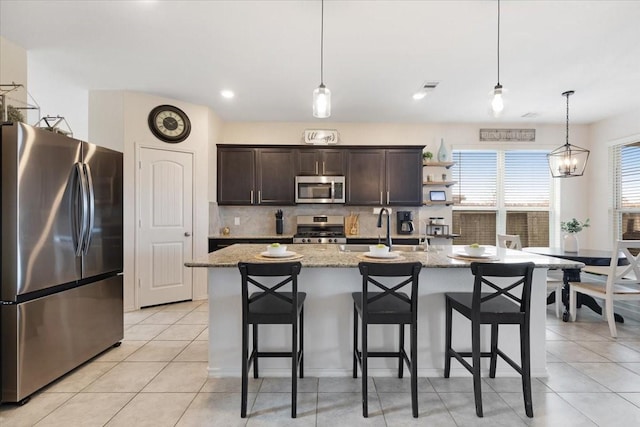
xmin=423 ymin=201 xmax=454 ymax=206
xmin=423 ymin=180 xmax=457 ymax=187
xmin=423 ymin=161 xmax=455 ymax=169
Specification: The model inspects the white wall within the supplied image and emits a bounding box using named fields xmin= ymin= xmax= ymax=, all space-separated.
xmin=90 ymin=90 xmax=216 ymax=310
xmin=0 ymin=36 xmax=28 ymax=113
xmin=1 ymin=36 xmax=88 ymax=137
xmin=587 ymin=107 xmax=640 ymax=250
xmin=28 ymin=54 xmax=89 ymax=140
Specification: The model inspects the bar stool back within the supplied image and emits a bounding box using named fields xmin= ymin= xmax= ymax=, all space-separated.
xmin=444 ymin=262 xmax=535 ymax=418
xmin=352 ymin=261 xmax=422 ymax=418
xmin=498 ymin=233 xmax=563 ymax=319
xmin=238 ymin=261 xmax=305 ymax=418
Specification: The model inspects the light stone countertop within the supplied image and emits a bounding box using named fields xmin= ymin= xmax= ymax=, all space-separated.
xmin=187 ymin=244 xmax=585 ymax=270
xmin=207 ymin=235 xmax=420 ymax=240
xmin=208 ymin=235 xmax=295 ymax=239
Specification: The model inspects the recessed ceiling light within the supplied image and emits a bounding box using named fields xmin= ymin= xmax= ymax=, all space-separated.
xmin=412 ymin=82 xmax=439 ymax=100
xmin=221 ymin=90 xmax=235 ymax=99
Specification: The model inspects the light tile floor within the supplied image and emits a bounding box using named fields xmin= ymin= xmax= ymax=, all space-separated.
xmin=3 ymin=299 xmax=640 ymax=426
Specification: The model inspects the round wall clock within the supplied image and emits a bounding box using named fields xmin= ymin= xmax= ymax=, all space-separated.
xmin=148 ymin=105 xmax=191 ymax=143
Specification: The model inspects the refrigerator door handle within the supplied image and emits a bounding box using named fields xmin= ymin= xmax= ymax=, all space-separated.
xmin=71 ymin=163 xmax=86 ymax=256
xmin=82 ymin=163 xmax=95 ymax=254
xmin=77 ymin=162 xmax=90 ymax=256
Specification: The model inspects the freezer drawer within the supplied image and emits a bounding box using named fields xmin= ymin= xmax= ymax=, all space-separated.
xmin=1 ymin=275 xmax=123 ymax=402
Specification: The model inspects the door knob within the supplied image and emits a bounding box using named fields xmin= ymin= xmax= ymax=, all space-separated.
xmin=184 ymin=232 xmax=191 ymax=237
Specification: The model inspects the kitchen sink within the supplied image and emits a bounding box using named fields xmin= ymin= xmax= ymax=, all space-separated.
xmin=339 ymin=244 xmax=423 ymax=253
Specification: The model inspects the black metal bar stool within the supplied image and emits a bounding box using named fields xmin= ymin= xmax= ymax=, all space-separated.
xmin=238 ymin=261 xmax=305 ymax=418
xmin=444 ymin=261 xmax=535 ymax=418
xmin=352 ymin=261 xmax=422 ymax=418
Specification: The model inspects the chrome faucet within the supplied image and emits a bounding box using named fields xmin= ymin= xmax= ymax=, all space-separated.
xmin=377 ymin=208 xmax=392 ymax=248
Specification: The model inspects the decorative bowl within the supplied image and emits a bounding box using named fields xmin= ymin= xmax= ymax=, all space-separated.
xmin=464 ymin=245 xmax=485 ymax=257
xmin=369 ymin=245 xmax=390 ymax=256
xmin=266 ymin=244 xmax=287 ymax=255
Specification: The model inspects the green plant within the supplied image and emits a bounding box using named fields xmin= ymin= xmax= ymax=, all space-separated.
xmin=0 ymin=103 xmax=25 ymax=123
xmin=423 ymin=151 xmax=433 ymax=161
xmin=561 ymin=218 xmax=590 ymax=233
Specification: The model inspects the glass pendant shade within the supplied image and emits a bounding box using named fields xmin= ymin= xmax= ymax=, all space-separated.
xmin=548 ymin=143 xmax=590 ymax=178
xmin=313 ymin=84 xmax=331 ymax=118
xmin=491 ymin=84 xmax=504 ymax=117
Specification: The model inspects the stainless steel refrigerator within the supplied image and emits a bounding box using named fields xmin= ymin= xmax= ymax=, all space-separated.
xmin=1 ymin=122 xmax=123 ymax=404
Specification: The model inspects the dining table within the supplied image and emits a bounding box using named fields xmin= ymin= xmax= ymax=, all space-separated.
xmin=523 ymin=247 xmax=629 ymax=322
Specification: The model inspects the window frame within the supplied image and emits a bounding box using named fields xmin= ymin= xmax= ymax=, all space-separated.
xmin=451 ymin=148 xmax=559 ymax=243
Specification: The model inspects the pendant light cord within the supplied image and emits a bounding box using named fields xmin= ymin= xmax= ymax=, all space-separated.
xmin=496 ymin=0 xmax=500 ymax=85
xmin=320 ymin=0 xmax=325 ymax=85
xmin=565 ymin=92 xmax=570 ymax=146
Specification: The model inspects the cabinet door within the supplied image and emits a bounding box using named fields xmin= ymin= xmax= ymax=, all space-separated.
xmin=295 ymin=150 xmax=319 ymax=175
xmin=320 ymin=149 xmax=345 ymax=175
xmin=386 ymin=148 xmax=422 ymax=206
xmin=256 ymin=148 xmax=295 ymax=204
xmin=346 ymin=149 xmax=385 ymax=205
xmin=295 ymin=149 xmax=345 ymax=175
xmin=217 ymin=147 xmax=255 ymax=205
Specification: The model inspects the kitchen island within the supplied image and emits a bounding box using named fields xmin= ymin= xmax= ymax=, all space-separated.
xmin=187 ymin=244 xmax=583 ymax=378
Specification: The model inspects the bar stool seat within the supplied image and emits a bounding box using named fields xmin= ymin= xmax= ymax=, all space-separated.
xmin=248 ymin=292 xmax=306 ymax=323
xmin=351 ymin=291 xmax=412 ymax=323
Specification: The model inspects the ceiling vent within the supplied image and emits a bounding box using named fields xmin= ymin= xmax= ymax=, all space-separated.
xmin=413 ymin=82 xmax=439 ymax=100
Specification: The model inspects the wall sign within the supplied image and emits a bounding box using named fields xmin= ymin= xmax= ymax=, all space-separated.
xmin=479 ymin=128 xmax=536 ymax=142
xmin=303 ymin=129 xmax=339 ymax=144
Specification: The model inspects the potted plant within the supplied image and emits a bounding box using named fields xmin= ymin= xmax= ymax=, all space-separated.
xmin=560 ymin=218 xmax=590 ymax=252
xmin=423 ymin=151 xmax=433 ymax=163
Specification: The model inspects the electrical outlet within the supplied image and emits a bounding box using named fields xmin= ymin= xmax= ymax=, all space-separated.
xmin=372 ymin=208 xmax=392 ymax=215
xmin=234 ymin=217 xmax=240 ymax=225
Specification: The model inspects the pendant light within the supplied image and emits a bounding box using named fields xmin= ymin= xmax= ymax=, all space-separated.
xmin=490 ymin=0 xmax=505 ymax=117
xmin=547 ymin=90 xmax=590 ymax=178
xmin=313 ymin=0 xmax=331 ymax=118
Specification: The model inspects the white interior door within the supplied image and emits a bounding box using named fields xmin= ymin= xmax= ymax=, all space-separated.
xmin=138 ymin=147 xmax=193 ymax=307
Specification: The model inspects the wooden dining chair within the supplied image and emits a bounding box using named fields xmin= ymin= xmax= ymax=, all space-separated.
xmin=497 ymin=234 xmax=522 ymax=250
xmin=569 ymin=240 xmax=640 ymax=338
xmin=497 ymin=234 xmax=563 ymax=318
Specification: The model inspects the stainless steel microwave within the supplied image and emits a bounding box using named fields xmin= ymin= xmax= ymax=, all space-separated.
xmin=295 ymin=176 xmax=346 ymax=204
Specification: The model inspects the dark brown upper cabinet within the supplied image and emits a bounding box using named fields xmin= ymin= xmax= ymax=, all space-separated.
xmin=295 ymin=148 xmax=345 ymax=176
xmin=346 ymin=147 xmax=422 ymax=206
xmin=217 ymin=147 xmax=255 ymax=205
xmin=217 ymin=146 xmax=295 ymax=205
xmin=218 ymin=145 xmax=422 ymax=206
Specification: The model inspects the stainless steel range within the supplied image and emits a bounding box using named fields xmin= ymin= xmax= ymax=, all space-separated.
xmin=293 ymin=215 xmax=346 ymax=244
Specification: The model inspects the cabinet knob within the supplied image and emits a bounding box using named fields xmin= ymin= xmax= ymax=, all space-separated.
xmin=184 ymin=232 xmax=191 ymax=237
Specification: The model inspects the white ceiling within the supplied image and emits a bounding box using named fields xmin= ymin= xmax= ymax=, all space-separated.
xmin=2 ymin=0 xmax=640 ymax=125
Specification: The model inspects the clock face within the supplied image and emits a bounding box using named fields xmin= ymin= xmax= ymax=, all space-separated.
xmin=148 ymin=105 xmax=191 ymax=143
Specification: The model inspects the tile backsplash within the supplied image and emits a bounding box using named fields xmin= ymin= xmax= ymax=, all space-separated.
xmin=209 ymin=203 xmax=430 ymax=237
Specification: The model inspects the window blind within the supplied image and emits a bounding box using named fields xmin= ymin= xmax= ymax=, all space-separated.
xmin=620 ymin=143 xmax=640 ymax=209
xmin=451 ymin=151 xmax=497 ymax=207
xmin=504 ymin=151 xmax=550 ymax=208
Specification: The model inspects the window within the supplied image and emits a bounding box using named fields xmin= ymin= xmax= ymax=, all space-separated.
xmin=451 ymin=150 xmax=551 ymax=246
xmin=613 ymin=142 xmax=640 ymax=241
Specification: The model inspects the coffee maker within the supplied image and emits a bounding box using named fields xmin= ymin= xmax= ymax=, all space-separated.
xmin=397 ymin=211 xmax=414 ymax=234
